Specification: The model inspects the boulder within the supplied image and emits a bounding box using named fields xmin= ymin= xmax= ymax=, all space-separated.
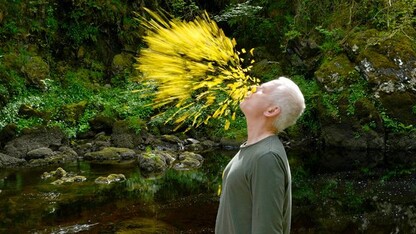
xmin=138 ymin=150 xmax=170 ymax=173
xmin=111 ymin=120 xmax=144 ymax=149
xmin=28 ymin=146 xmax=78 ymax=167
xmin=20 ymin=56 xmax=50 ymax=89
xmin=4 ymin=127 xmax=65 ymax=159
xmin=41 ymin=167 xmax=87 ymax=185
xmin=95 ymin=174 xmax=126 ymax=184
xmin=0 ymin=153 xmax=27 ymax=168
xmin=84 ymin=147 xmax=136 ymax=161
xmin=26 ymin=147 xmax=54 ymax=160
xmin=174 ymin=151 xmax=204 ymax=170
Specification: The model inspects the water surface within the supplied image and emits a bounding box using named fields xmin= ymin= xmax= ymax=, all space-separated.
xmin=0 ymin=149 xmax=414 ymax=233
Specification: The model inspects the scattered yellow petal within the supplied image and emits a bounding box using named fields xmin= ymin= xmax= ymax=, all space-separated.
xmin=135 ymin=8 xmax=259 ymax=131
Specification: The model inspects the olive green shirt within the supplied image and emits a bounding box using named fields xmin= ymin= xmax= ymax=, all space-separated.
xmin=215 ymin=135 xmax=291 ymax=234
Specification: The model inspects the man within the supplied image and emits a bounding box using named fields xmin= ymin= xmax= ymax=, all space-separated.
xmin=215 ymin=77 xmax=305 ymax=234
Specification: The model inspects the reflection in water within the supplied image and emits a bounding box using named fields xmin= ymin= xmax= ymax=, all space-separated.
xmin=50 ymin=223 xmax=99 ymax=234
xmin=0 ymin=149 xmax=414 ymax=233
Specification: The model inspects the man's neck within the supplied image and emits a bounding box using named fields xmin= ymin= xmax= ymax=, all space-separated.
xmin=246 ymin=125 xmax=276 ymax=145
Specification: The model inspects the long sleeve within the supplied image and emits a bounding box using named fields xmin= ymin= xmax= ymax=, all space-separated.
xmin=250 ymin=152 xmax=288 ymax=234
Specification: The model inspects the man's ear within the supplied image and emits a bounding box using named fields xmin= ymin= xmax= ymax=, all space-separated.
xmin=264 ymin=106 xmax=280 ymax=117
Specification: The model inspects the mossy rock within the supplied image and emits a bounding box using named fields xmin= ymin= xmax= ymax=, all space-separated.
xmin=346 ymin=29 xmax=416 ymax=85
xmin=95 ymin=174 xmax=126 ymax=184
xmin=60 ymin=100 xmax=88 ymax=123
xmin=84 ymin=147 xmax=136 ymax=161
xmin=250 ymin=59 xmax=283 ymax=81
xmin=111 ymin=52 xmax=134 ymax=75
xmin=21 ymin=56 xmax=50 ymax=88
xmin=111 ymin=120 xmax=145 ymax=148
xmin=354 ymin=98 xmax=383 ymax=130
xmin=138 ymin=151 xmax=168 ymax=172
xmin=2 ymin=52 xmax=22 ymax=70
xmin=379 ymin=91 xmax=416 ymax=125
xmin=315 ymin=54 xmax=360 ymax=92
xmin=89 ymin=114 xmax=116 ymax=133
xmin=18 ymin=104 xmax=50 ymax=120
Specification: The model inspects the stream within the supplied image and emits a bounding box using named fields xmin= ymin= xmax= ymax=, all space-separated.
xmin=0 ymin=148 xmax=415 ymax=233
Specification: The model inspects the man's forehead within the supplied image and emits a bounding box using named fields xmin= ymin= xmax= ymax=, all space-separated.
xmin=262 ymin=80 xmax=278 ymax=88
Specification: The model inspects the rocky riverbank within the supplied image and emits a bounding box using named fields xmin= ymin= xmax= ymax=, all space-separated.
xmin=0 ymin=124 xmax=219 ymax=172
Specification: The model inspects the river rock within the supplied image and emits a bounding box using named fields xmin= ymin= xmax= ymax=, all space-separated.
xmin=111 ymin=120 xmax=145 ymax=149
xmin=51 ymin=175 xmax=87 ymax=185
xmin=4 ymin=127 xmax=65 ymax=159
xmin=95 ymin=174 xmax=126 ymax=184
xmin=321 ymin=124 xmax=385 ymax=150
xmin=386 ymin=131 xmax=416 ymax=151
xmin=41 ymin=167 xmax=68 ymax=179
xmin=26 ymin=147 xmax=54 ymax=160
xmin=84 ymin=147 xmax=136 ymax=161
xmin=174 ymin=152 xmax=204 ymax=170
xmin=42 ymin=167 xmax=87 ymax=185
xmin=28 ymin=146 xmax=78 ymax=167
xmin=138 ymin=150 xmax=170 ymax=173
xmin=0 ymin=153 xmax=27 ymax=168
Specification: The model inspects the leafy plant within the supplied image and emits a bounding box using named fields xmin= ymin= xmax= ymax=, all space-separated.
xmin=380 ymin=111 xmax=414 ymax=132
xmin=315 ymin=26 xmax=344 ymax=53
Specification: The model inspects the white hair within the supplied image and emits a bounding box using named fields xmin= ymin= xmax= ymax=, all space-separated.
xmin=269 ymin=77 xmax=305 ymax=133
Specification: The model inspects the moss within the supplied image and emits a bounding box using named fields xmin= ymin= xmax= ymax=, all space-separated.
xmin=315 ymin=54 xmax=360 ymax=93
xmin=383 ymin=34 xmax=416 ymax=61
xmin=249 ymin=59 xmax=283 ymax=82
xmin=21 ymin=56 xmax=50 ymax=87
xmin=349 ymin=29 xmax=415 ymax=69
xmin=61 ymin=100 xmax=88 ymax=123
xmin=379 ymin=91 xmax=416 ymax=125
xmin=354 ymin=98 xmax=383 ymax=129
xmin=112 ymin=52 xmax=134 ymax=74
xmin=359 ymin=49 xmax=397 ymax=69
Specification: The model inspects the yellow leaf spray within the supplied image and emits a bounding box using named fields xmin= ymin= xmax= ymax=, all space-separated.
xmin=134 ymin=8 xmax=259 ymax=131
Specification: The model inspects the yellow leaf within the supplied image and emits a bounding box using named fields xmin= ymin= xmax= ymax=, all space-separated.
xmin=224 ymin=119 xmax=230 ymax=130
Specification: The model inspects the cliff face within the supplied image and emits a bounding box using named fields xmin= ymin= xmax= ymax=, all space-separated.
xmin=311 ymin=29 xmax=416 ymax=151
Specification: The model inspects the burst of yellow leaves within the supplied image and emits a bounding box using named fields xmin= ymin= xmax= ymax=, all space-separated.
xmin=135 ymin=8 xmax=260 ymax=131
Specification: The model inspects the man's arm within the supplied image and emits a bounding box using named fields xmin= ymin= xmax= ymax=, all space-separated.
xmin=251 ymin=152 xmax=288 ymax=234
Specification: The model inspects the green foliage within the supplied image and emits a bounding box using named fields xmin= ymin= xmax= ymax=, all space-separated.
xmin=315 ymin=26 xmax=344 ymax=53
xmin=346 ymin=80 xmax=368 ymax=116
xmin=214 ymin=0 xmax=287 ymax=51
xmin=96 ymin=83 xmax=153 ymax=120
xmin=380 ymin=111 xmax=414 ymax=132
xmin=290 ymin=75 xmax=321 ymax=135
xmin=213 ymin=1 xmax=263 ymax=23
xmin=0 ymin=84 xmax=8 ymax=99
xmin=63 ymin=20 xmax=99 ymax=46
xmin=165 ymin=0 xmax=200 ymax=18
xmin=362 ymin=121 xmax=377 ymax=132
xmin=0 ymin=64 xmax=154 ymax=138
xmin=209 ymin=113 xmax=247 ymax=140
xmin=366 ymin=0 xmax=416 ymax=31
xmin=0 ymin=21 xmax=20 ymax=38
xmin=341 ymin=182 xmax=364 ymax=212
xmin=0 ymin=95 xmax=44 ymax=132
